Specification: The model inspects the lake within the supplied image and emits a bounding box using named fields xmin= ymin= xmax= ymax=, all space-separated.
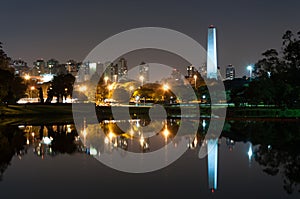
xmin=0 ymin=117 xmax=299 ymax=199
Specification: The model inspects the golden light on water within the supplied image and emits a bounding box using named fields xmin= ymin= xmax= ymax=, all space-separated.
xmin=108 ymin=132 xmax=115 ymax=140
xmin=163 ymin=128 xmax=170 ymax=138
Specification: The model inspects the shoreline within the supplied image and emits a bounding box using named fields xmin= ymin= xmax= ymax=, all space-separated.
xmin=0 ymin=103 xmax=299 ymax=126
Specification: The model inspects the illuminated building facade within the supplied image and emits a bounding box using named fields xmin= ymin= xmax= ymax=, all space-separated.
xmin=186 ymin=65 xmax=196 ymax=78
xmin=226 ymin=64 xmax=235 ymax=80
xmin=138 ymin=62 xmax=149 ymax=82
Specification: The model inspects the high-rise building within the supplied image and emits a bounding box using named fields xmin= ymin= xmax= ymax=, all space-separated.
xmin=47 ymin=59 xmax=59 ymax=74
xmin=12 ymin=59 xmax=28 ymax=76
xmin=225 ymin=64 xmax=235 ymax=80
xmin=139 ymin=62 xmax=149 ymax=82
xmin=33 ymin=59 xmax=46 ymax=75
xmin=118 ymin=58 xmax=128 ymax=79
xmin=186 ymin=65 xmax=195 ymax=78
xmin=207 ymin=25 xmax=218 ymax=79
xmin=66 ymin=60 xmax=80 ymax=76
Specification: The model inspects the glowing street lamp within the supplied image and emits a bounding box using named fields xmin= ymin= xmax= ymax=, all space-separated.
xmin=108 ymin=84 xmax=114 ymax=91
xmin=193 ymin=74 xmax=197 ymax=88
xmin=247 ymin=65 xmax=253 ymax=79
xmin=24 ymin=74 xmax=30 ymax=80
xmin=163 ymin=84 xmax=169 ymax=91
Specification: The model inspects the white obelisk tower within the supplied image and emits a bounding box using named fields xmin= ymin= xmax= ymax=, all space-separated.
xmin=207 ymin=25 xmax=218 ymax=79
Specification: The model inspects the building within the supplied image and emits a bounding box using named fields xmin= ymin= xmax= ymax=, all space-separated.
xmin=186 ymin=65 xmax=196 ymax=78
xmin=12 ymin=59 xmax=29 ymax=76
xmin=32 ymin=59 xmax=46 ymax=76
xmin=117 ymin=58 xmax=128 ymax=79
xmin=207 ymin=25 xmax=218 ymax=79
xmin=77 ymin=62 xmax=99 ymax=82
xmin=103 ymin=62 xmax=117 ymax=82
xmin=66 ymin=60 xmax=80 ymax=77
xmin=138 ymin=62 xmax=149 ymax=82
xmin=46 ymin=59 xmax=59 ymax=74
xmin=225 ymin=64 xmax=235 ymax=80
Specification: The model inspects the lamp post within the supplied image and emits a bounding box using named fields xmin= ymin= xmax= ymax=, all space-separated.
xmin=193 ymin=74 xmax=197 ymax=88
xmin=247 ymin=65 xmax=253 ymax=79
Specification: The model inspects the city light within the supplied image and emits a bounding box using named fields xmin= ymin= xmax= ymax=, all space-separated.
xmin=108 ymin=84 xmax=114 ymax=91
xmin=24 ymin=74 xmax=30 ymax=80
xmin=163 ymin=84 xmax=169 ymax=91
xmin=247 ymin=65 xmax=253 ymax=78
xmin=129 ymin=85 xmax=134 ymax=92
xmin=193 ymin=74 xmax=197 ymax=88
xmin=163 ymin=127 xmax=170 ymax=138
xmin=79 ymin=85 xmax=87 ymax=92
xmin=248 ymin=144 xmax=253 ymax=160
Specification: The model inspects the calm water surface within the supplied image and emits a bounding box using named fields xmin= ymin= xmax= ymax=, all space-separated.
xmin=0 ymin=118 xmax=299 ymax=199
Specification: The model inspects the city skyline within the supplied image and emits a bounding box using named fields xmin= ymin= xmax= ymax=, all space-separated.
xmin=1 ymin=0 xmax=300 ymax=77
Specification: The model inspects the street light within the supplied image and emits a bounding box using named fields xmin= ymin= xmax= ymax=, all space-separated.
xmin=193 ymin=74 xmax=197 ymax=88
xmin=247 ymin=65 xmax=253 ymax=79
xmin=163 ymin=84 xmax=169 ymax=91
xmin=24 ymin=74 xmax=30 ymax=80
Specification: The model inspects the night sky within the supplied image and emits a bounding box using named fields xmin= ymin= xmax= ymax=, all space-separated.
xmin=1 ymin=0 xmax=300 ymax=77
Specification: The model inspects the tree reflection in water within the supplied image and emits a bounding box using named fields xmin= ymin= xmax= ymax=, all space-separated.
xmin=0 ymin=124 xmax=80 ymax=181
xmin=222 ymin=120 xmax=300 ymax=194
xmin=0 ymin=119 xmax=299 ymax=194
xmin=0 ymin=125 xmax=26 ymax=181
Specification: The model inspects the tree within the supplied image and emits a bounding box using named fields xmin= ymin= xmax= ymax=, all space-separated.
xmin=246 ymin=30 xmax=300 ymax=107
xmin=51 ymin=74 xmax=75 ymax=103
xmin=0 ymin=43 xmax=26 ymax=104
xmin=0 ymin=42 xmax=13 ymax=73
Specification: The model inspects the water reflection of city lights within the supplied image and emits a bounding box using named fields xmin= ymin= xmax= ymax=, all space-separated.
xmin=67 ymin=125 xmax=72 ymax=133
xmin=82 ymin=129 xmax=87 ymax=137
xmin=42 ymin=137 xmax=52 ymax=145
xmin=108 ymin=132 xmax=115 ymax=140
xmin=104 ymin=137 xmax=109 ymax=144
xmin=89 ymin=147 xmax=98 ymax=156
xmin=129 ymin=128 xmax=134 ymax=138
xmin=248 ymin=144 xmax=253 ymax=160
xmin=163 ymin=128 xmax=170 ymax=138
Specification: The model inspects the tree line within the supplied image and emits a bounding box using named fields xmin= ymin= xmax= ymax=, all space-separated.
xmin=229 ymin=30 xmax=300 ymax=108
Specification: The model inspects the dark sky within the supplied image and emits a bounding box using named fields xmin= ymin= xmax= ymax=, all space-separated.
xmin=1 ymin=0 xmax=299 ymax=77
